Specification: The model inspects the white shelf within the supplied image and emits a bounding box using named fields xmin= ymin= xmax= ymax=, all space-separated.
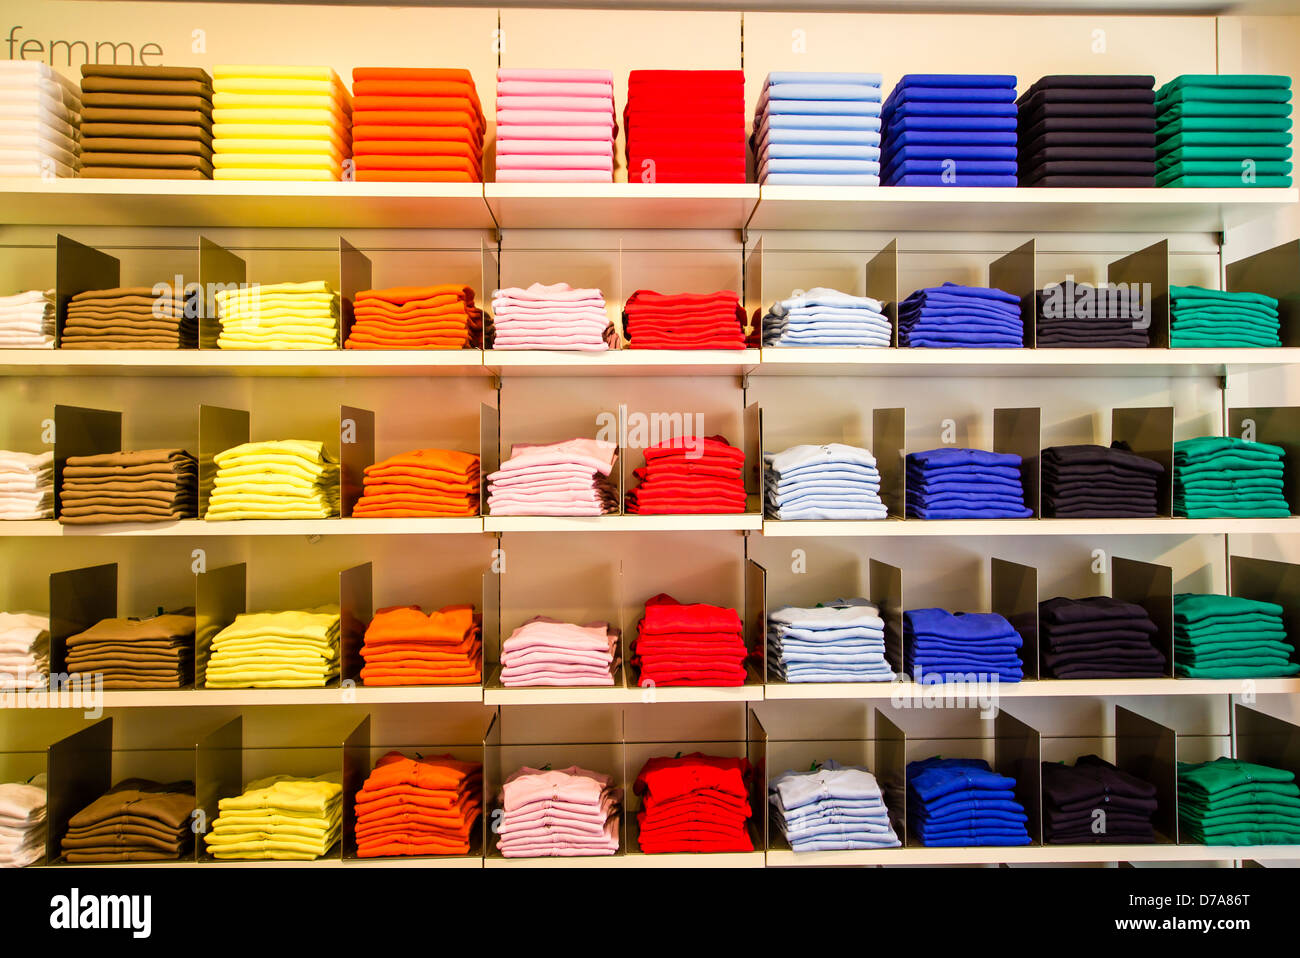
xmin=0 ymin=349 xmax=489 ymax=378
xmin=764 ymin=843 xmax=1300 ymax=867
xmin=0 ymin=178 xmax=495 ymax=230
xmin=484 ymin=514 xmax=763 ymax=532
xmin=12 ymin=685 xmax=483 ymax=708
xmin=484 ymin=182 xmax=759 ymax=229
xmin=746 ymin=185 xmax=1300 ymax=233
xmin=756 ymin=347 xmax=1300 ymax=378
xmin=0 ymin=518 xmax=484 ymax=537
xmin=6 ymin=181 xmax=1292 ymax=234
xmin=763 ymin=678 xmax=1300 ymax=700
xmin=762 ymin=517 xmax=1300 ymax=537
xmin=4 ymin=348 xmax=1293 ymax=380
xmin=485 ymin=349 xmax=759 ymax=377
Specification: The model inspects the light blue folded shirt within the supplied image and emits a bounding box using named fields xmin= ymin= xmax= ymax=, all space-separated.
xmin=761 ymin=128 xmax=883 ymax=146
xmin=761 ymin=97 xmax=885 ymax=117
xmin=764 ymin=82 xmax=884 ymax=102
xmin=762 ymin=114 xmax=883 ymax=131
xmin=761 ymin=158 xmax=882 ymax=174
xmin=761 ymin=143 xmax=883 ymax=160
xmin=762 ymin=173 xmax=882 ymax=185
xmin=768 ymin=71 xmax=885 ymax=86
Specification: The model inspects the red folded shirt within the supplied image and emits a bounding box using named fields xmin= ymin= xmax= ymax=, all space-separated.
xmin=633 ymin=753 xmax=753 ymax=853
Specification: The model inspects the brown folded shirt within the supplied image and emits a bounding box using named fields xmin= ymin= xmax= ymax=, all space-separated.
xmin=80 ymin=167 xmax=213 ymax=180
xmin=56 ymin=479 xmax=185 ymax=493
xmin=71 ymin=287 xmax=187 ymax=303
xmin=64 ymin=820 xmax=190 ymax=846
xmin=80 ymin=151 xmax=213 ymax=173
xmin=81 ymin=77 xmax=213 ymax=98
xmin=64 ymin=848 xmax=189 ymax=863
xmin=82 ymin=92 xmax=213 ymax=113
xmin=59 ymin=339 xmax=194 ymax=350
xmin=65 ymin=448 xmax=194 ymax=469
xmin=81 ymin=65 xmax=213 ymax=84
xmin=67 ymin=611 xmax=195 ymax=643
xmin=81 ymin=136 xmax=212 ymax=156
xmin=81 ymin=107 xmax=213 ymax=128
xmin=58 ymin=509 xmax=193 ymax=524
xmin=68 ymin=779 xmax=196 ymax=831
xmin=81 ymin=122 xmax=213 ymax=143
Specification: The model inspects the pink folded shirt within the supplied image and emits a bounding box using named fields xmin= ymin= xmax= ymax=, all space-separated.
xmin=496 ymin=95 xmax=613 ymax=113
xmin=496 ymin=109 xmax=617 ymax=127
xmin=496 ymin=81 xmax=614 ymax=97
xmin=497 ymin=438 xmax=617 ymax=474
xmin=496 ymin=139 xmax=614 ymax=156
xmin=503 ymin=619 xmax=615 ymax=652
xmin=497 ymin=153 xmax=613 ymax=170
xmin=498 ymin=68 xmax=614 ymax=83
xmin=497 ymin=169 xmax=614 ymax=182
xmin=501 ymin=765 xmax=613 ymax=810
xmin=496 ymin=124 xmax=617 ymax=141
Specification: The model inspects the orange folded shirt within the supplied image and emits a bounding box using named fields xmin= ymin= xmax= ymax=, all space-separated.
xmin=352 ymin=140 xmax=480 ymax=159
xmin=354 ymin=155 xmax=480 ymax=175
xmin=356 ymin=170 xmax=477 ymax=183
xmin=354 ymin=109 xmax=481 ymax=129
xmin=356 ymin=285 xmax=475 ymax=306
xmin=352 ymin=125 xmax=482 ymax=144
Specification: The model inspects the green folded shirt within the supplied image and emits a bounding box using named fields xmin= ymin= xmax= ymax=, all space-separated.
xmin=1158 ymin=130 xmax=1294 ymax=149
xmin=1157 ymin=86 xmax=1294 ymax=105
xmin=1159 ymin=174 xmax=1294 ymax=188
xmin=1158 ymin=74 xmax=1292 ymax=94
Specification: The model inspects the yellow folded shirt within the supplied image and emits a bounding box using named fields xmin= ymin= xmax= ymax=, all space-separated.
xmin=212 ymin=77 xmax=343 ymax=96
xmin=214 ymin=139 xmax=346 ymax=161
xmin=214 ymin=438 xmax=332 ymax=464
xmin=216 ymin=337 xmax=338 ymax=349
xmin=214 ymin=168 xmax=341 ymax=182
xmin=212 ymin=107 xmax=348 ymax=130
xmin=213 ymin=64 xmax=343 ymax=84
xmin=213 ymin=123 xmax=347 ymax=149
xmin=213 ymin=91 xmax=348 ymax=115
xmin=212 ymin=608 xmax=339 ymax=639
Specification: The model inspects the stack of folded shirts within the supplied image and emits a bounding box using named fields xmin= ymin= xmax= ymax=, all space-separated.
xmin=207 ymin=439 xmax=339 ymax=520
xmin=499 ymin=616 xmax=619 ymax=687
xmin=1174 ymin=436 xmax=1289 ymax=518
xmin=632 ymin=593 xmax=747 ymax=688
xmin=770 ymin=761 xmax=899 ymax=851
xmin=1155 ymin=75 xmax=1292 ymax=188
xmin=1174 ymin=593 xmax=1298 ymax=679
xmin=1170 ymin=285 xmax=1281 ymax=348
xmin=625 ymin=70 xmax=745 ymax=183
xmin=496 ymin=765 xmax=620 ymax=858
xmin=905 ymin=608 xmax=1025 ymax=683
xmin=1179 ymin=758 xmax=1300 ymax=845
xmin=204 ymin=608 xmax=340 ymax=688
xmin=352 ymin=448 xmax=479 ymax=518
xmin=59 ymin=449 xmax=197 ymax=525
xmin=1036 ymin=280 xmax=1151 ymax=347
xmin=1042 ymin=756 xmax=1158 ymax=843
xmin=79 ymin=65 xmax=213 ymax=179
xmin=61 ymin=779 xmax=195 ymax=863
xmin=62 ymin=285 xmax=197 ymax=349
xmin=205 ymin=772 xmax=342 ymax=860
xmin=764 ymin=442 xmax=886 ymax=520
xmin=1180 ymin=759 xmax=1300 ymax=842
xmin=344 ymin=284 xmax=482 ymax=350
xmin=488 ymin=282 xmax=611 ymax=351
xmin=0 ymin=450 xmax=53 ymax=519
xmin=0 ymin=613 xmax=49 ymax=690
xmin=215 ymin=280 xmax=339 ymax=350
xmin=1018 ymin=75 xmax=1156 ymax=187
xmin=761 ymin=287 xmax=891 ymax=347
xmin=355 ymin=752 xmax=482 ymax=858
xmin=752 ymin=71 xmax=883 ymax=185
xmin=0 ymin=61 xmax=80 ymax=177
xmin=352 ymin=67 xmax=482 ymax=182
xmin=881 ymin=75 xmax=1018 ymax=187
xmin=212 ymin=65 xmax=351 ymax=181
xmin=0 ymin=775 xmax=46 ymax=868
xmin=898 ymin=283 xmax=1023 ymax=348
xmin=768 ymin=599 xmax=894 ymax=683
xmin=486 ymin=438 xmax=618 ymax=517
xmin=359 ymin=605 xmax=481 ymax=687
xmin=1039 ymin=596 xmax=1167 ymax=679
xmin=1041 ymin=442 xmax=1164 ymax=518
xmin=65 ymin=609 xmax=195 ymax=690
xmin=0 ymin=289 xmax=55 ymax=348
xmin=621 ymin=289 xmax=747 ymax=349
xmin=626 ymin=435 xmax=746 ymax=515
xmin=908 ymin=757 xmax=1032 ymax=846
xmin=495 ymin=68 xmax=614 ymax=183
xmin=634 ymin=753 xmax=753 ymax=853
xmin=906 ymin=448 xmax=1033 ymax=519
